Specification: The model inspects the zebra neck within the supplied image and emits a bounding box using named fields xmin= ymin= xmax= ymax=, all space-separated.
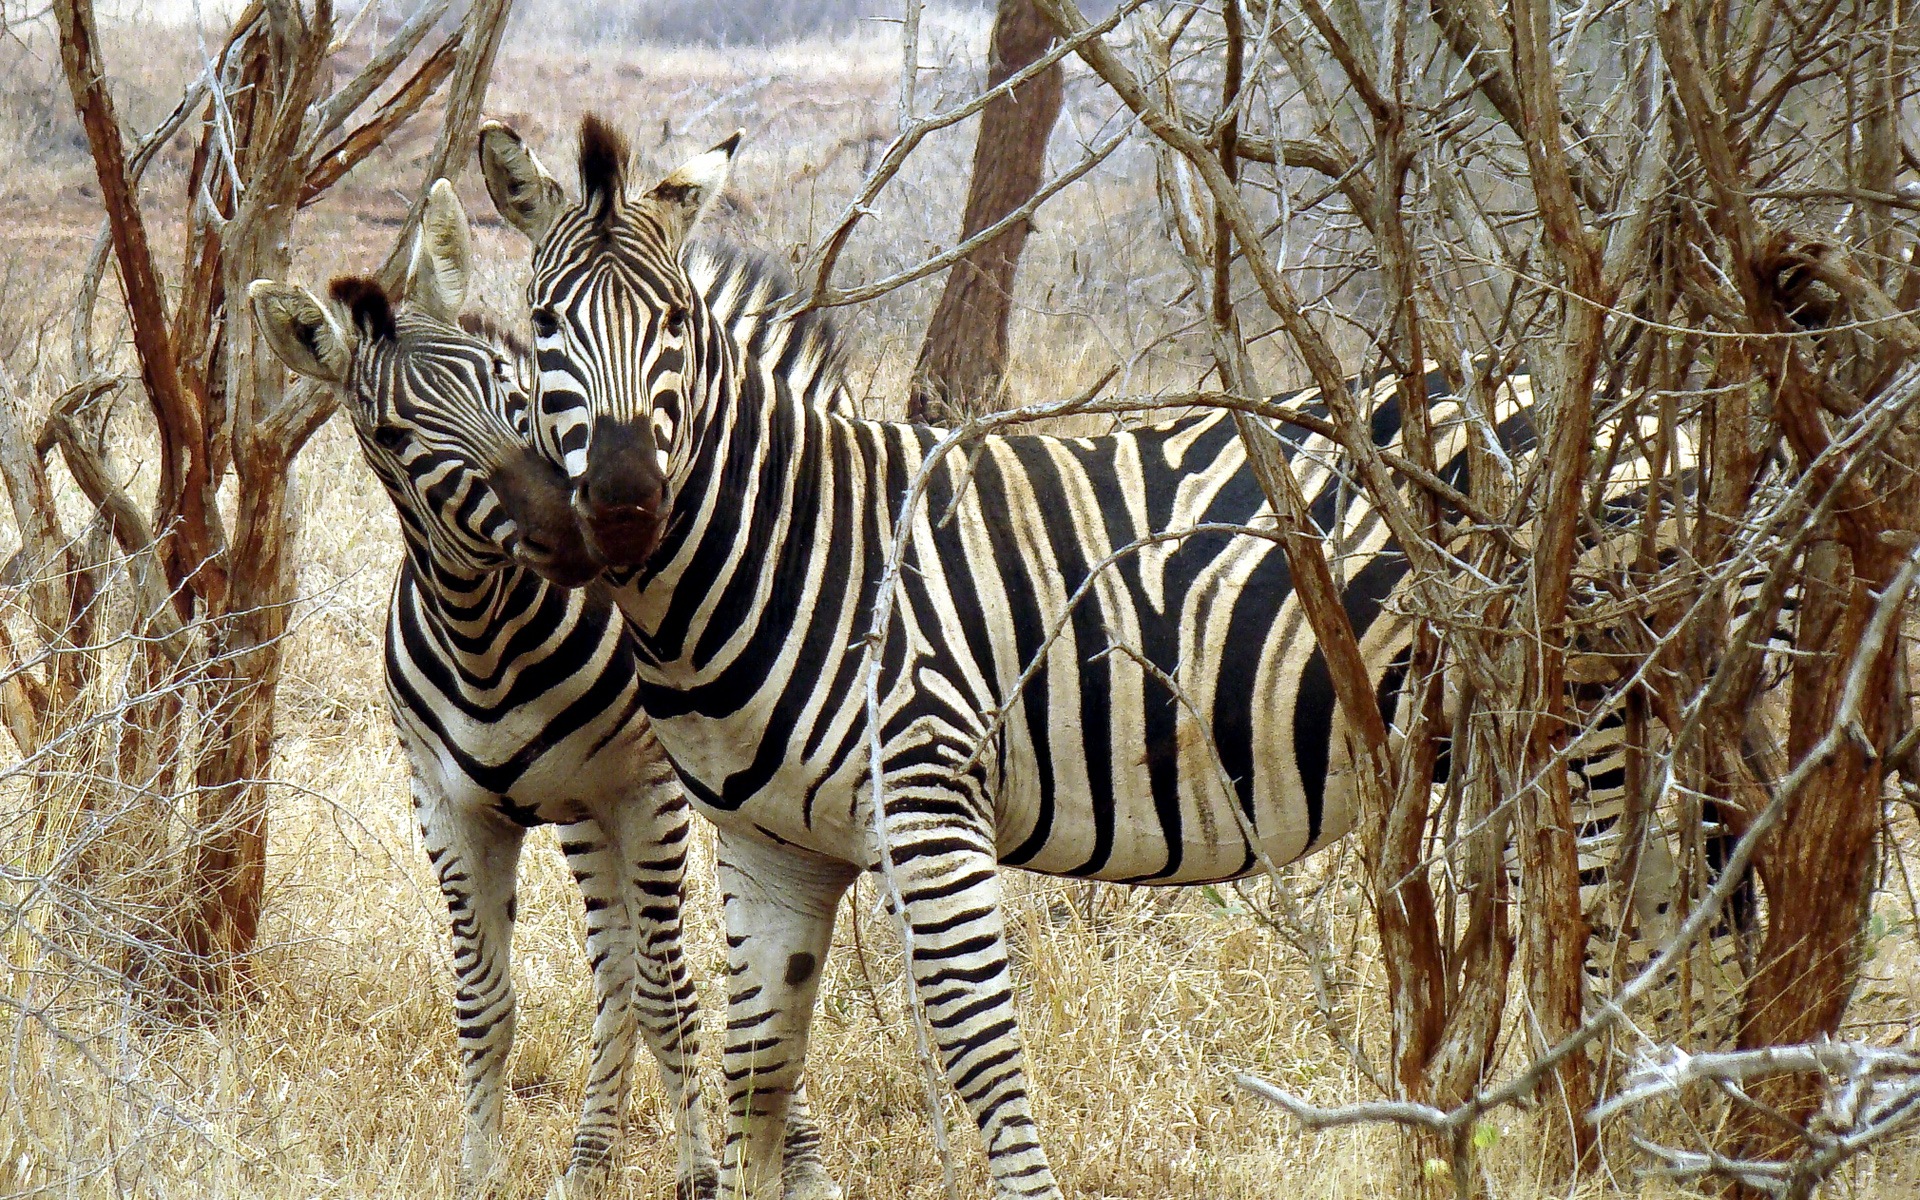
xmin=400 ymin=547 xmax=557 ymax=662
xmin=615 ymin=326 xmax=832 ymax=655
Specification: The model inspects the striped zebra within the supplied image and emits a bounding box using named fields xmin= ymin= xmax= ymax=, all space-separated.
xmin=246 ymin=181 xmax=844 ymax=1200
xmin=472 ymin=118 xmax=1756 ymax=1198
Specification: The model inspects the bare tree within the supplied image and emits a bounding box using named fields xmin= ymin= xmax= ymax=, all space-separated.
xmin=797 ymin=0 xmax=1920 ymax=1192
xmin=907 ymin=0 xmax=1064 ymax=422
xmin=39 ymin=0 xmax=513 ymax=1007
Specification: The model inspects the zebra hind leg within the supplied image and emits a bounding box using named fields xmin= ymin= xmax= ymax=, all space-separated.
xmin=714 ymin=833 xmax=855 ymax=1200
xmin=416 ymin=781 xmax=526 ymax=1197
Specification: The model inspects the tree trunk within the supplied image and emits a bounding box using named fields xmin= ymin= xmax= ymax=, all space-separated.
xmin=50 ymin=0 xmax=516 ymax=1008
xmin=1719 ymin=224 xmax=1920 ymax=1184
xmin=1729 ymin=539 xmax=1898 ymax=1175
xmin=908 ymin=0 xmax=1063 ymax=423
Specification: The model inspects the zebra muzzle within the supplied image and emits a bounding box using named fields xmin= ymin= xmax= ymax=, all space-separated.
xmin=489 ymin=448 xmax=604 ymax=587
xmin=578 ymin=418 xmax=668 ymax=569
xmin=576 ymin=500 xmax=665 ymax=570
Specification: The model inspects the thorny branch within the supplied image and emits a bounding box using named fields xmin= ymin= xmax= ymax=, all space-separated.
xmin=1236 ymin=538 xmax=1920 ymax=1170
xmin=822 ymin=0 xmax=1920 ymax=1189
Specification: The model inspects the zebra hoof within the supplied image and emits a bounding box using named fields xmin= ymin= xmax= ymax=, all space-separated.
xmin=675 ymin=1161 xmax=720 ymax=1200
xmin=782 ymin=1161 xmax=844 ymax=1200
xmin=457 ymin=1162 xmax=506 ymax=1200
xmin=549 ymin=1164 xmax=611 ymax=1200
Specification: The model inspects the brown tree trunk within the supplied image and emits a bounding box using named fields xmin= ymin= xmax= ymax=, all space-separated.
xmin=49 ymin=0 xmax=515 ymax=1008
xmin=1714 ymin=215 xmax=1920 ymax=1182
xmin=1730 ymin=513 xmax=1903 ymax=1178
xmin=53 ymin=0 xmax=226 ymax=617
xmin=1500 ymin=0 xmax=1616 ymax=1162
xmin=176 ymin=14 xmax=320 ymax=990
xmin=908 ymin=0 xmax=1063 ymax=423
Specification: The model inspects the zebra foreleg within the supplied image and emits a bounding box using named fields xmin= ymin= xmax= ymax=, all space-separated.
xmin=714 ymin=834 xmax=855 ymax=1200
xmin=416 ymin=781 xmax=526 ymax=1197
xmin=606 ymin=789 xmax=720 ymax=1199
xmin=552 ymin=818 xmax=645 ymax=1199
xmin=779 ymin=1084 xmax=841 ymax=1200
xmin=885 ymin=820 xmax=1060 ymax=1200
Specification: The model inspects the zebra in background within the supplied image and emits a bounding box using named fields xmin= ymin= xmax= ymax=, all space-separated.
xmin=247 ymin=181 xmax=844 ymax=1200
xmin=474 ymin=118 xmax=1759 ymax=1199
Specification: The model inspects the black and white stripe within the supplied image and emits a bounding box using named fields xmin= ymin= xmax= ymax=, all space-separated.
xmin=251 ymin=196 xmax=856 ymax=1200
xmin=253 ymin=262 xmax=718 ymax=1197
xmin=478 ymin=119 xmax=1759 ymax=1200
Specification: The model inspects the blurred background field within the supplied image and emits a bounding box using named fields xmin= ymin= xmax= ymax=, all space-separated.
xmin=2 ymin=1 xmax=1918 ymax=1197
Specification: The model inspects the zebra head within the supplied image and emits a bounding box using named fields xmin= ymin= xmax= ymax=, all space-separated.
xmin=478 ymin=113 xmax=739 ymax=570
xmin=248 ymin=180 xmax=599 ymax=586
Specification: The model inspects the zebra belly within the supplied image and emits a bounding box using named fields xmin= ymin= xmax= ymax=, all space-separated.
xmin=984 ymin=689 xmax=1361 ymax=886
xmin=640 ymin=662 xmax=1362 ymax=888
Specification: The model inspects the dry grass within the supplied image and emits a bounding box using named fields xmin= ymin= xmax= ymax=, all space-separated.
xmin=3 ymin=5 xmax=1919 ymax=1198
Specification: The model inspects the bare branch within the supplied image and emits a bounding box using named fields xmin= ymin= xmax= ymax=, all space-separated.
xmin=302 ymin=31 xmax=461 ymax=205
xmin=306 ymin=0 xmax=454 ymax=145
xmin=794 ymin=0 xmax=1152 ymax=309
xmin=373 ymin=0 xmax=515 ymax=292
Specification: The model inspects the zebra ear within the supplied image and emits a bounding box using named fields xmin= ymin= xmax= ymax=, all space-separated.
xmin=643 ymin=130 xmax=740 ymax=251
xmin=407 ymin=178 xmax=472 ymax=323
xmin=479 ymin=120 xmax=565 ymax=245
xmin=248 ymin=279 xmax=352 ymax=384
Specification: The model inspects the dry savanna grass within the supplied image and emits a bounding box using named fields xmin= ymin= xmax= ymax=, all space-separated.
xmin=3 ymin=4 xmax=1920 ymax=1198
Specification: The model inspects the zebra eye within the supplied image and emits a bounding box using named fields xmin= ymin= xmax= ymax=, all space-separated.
xmin=371 ymin=424 xmax=410 ymax=454
xmin=504 ymin=392 xmax=532 ymax=438
xmin=530 ymin=307 xmax=559 ymax=339
xmin=663 ymin=306 xmax=687 ymax=336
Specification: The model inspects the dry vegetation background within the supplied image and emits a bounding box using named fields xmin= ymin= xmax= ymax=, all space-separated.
xmin=2 ymin=0 xmax=1918 ymax=1197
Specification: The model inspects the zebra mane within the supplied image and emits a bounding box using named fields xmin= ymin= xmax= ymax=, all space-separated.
xmin=330 ymin=276 xmax=396 ymax=342
xmin=457 ymin=310 xmax=529 ymax=360
xmin=684 ymin=240 xmax=855 ymax=414
xmin=577 ymin=113 xmax=627 ymax=222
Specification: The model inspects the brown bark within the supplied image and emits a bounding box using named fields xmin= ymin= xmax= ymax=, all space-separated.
xmin=1663 ymin=0 xmax=1920 ymax=1127
xmin=1372 ymin=21 xmax=1512 ymax=1187
xmin=1724 ymin=320 xmax=1912 ymax=1176
xmin=1501 ymin=0 xmax=1612 ymax=1159
xmin=46 ymin=0 xmax=516 ymax=1008
xmin=1730 ymin=542 xmax=1898 ymax=1170
xmin=1657 ymin=0 xmax=1920 ymax=1162
xmin=1352 ymin=14 xmax=1464 ymax=1181
xmin=170 ymin=0 xmax=334 ymax=998
xmin=908 ymin=0 xmax=1064 ymax=423
xmin=53 ymin=0 xmax=226 ymax=617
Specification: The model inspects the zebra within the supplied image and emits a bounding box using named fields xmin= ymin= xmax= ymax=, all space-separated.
xmin=472 ymin=117 xmax=1760 ymax=1199
xmin=246 ymin=180 xmax=844 ymax=1200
